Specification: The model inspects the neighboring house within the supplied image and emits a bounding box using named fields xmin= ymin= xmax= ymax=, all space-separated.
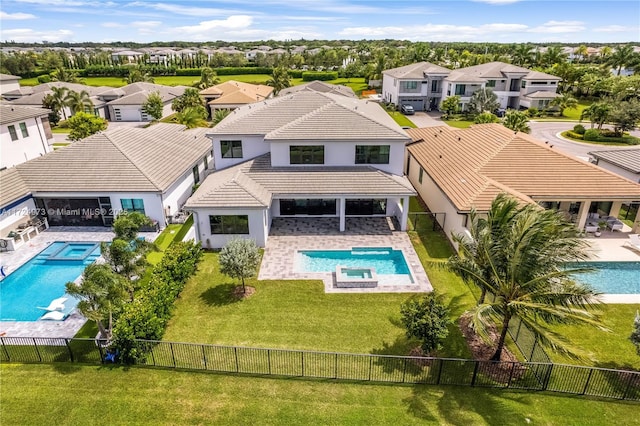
xmin=0 ymin=123 xmax=212 ymax=250
xmin=382 ymin=62 xmax=451 ymax=111
xmin=405 ymin=124 xmax=640 ymax=246
xmin=589 ymin=149 xmax=640 ymax=183
xmin=382 ymin=61 xmax=561 ymax=112
xmin=0 ymin=105 xmax=53 ymax=169
xmin=100 ymin=82 xmax=187 ymax=121
xmin=111 ymin=50 xmax=144 ymax=63
xmin=0 ymin=73 xmax=21 ymax=97
xmin=184 ymin=91 xmax=415 ymax=249
xmin=200 ymin=80 xmax=273 ymax=116
xmin=279 ymin=81 xmax=357 ymax=98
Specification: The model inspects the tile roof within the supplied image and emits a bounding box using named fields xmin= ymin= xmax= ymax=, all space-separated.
xmin=0 ymin=73 xmax=20 ymax=81
xmin=106 ymin=83 xmax=187 ymax=105
xmin=382 ymin=62 xmax=451 ymax=78
xmin=445 ymin=62 xmax=561 ymax=83
xmin=185 ymin=154 xmax=416 ymax=209
xmin=11 ymin=123 xmax=211 ymax=194
xmin=407 ymin=124 xmax=640 ymax=212
xmin=523 ymin=91 xmax=561 ymax=99
xmin=0 ymin=104 xmax=50 ymax=124
xmin=0 ymin=168 xmax=30 ymax=207
xmin=279 ymin=81 xmax=357 ymax=98
xmin=589 ymin=149 xmax=640 ymax=174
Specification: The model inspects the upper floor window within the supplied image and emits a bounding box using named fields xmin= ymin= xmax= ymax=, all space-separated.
xmin=400 ymin=81 xmax=418 ymax=91
xmin=221 ymin=140 xmax=243 ymax=158
xmin=431 ymin=80 xmax=438 ymax=92
xmin=203 ymin=155 xmax=209 ymax=170
xmin=290 ymin=145 xmax=324 ymax=164
xmin=19 ymin=122 xmax=29 ymax=138
xmin=8 ymin=125 xmax=18 ymax=141
xmin=454 ymin=84 xmax=466 ymax=96
xmin=121 ymin=198 xmax=145 ymax=214
xmin=521 ymin=80 xmax=526 ymax=88
xmin=486 ymin=80 xmax=496 ymax=88
xmin=192 ymin=165 xmax=200 ymax=184
xmin=355 ymin=145 xmax=390 ymax=164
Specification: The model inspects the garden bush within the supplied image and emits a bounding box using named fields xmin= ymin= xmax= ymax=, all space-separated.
xmin=37 ymin=74 xmax=51 ymax=84
xmin=573 ymin=124 xmax=586 ymax=135
xmin=583 ymin=129 xmax=600 ymax=141
xmin=289 ymin=69 xmax=303 ymax=78
xmin=526 ymin=107 xmax=539 ymax=118
xmin=566 ymin=131 xmax=584 ymax=140
xmin=302 ymin=71 xmax=339 ymax=81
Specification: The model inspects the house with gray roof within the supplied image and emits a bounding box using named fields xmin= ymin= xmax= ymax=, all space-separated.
xmin=279 ymin=81 xmax=357 ymax=98
xmin=184 ymin=90 xmax=415 ymax=248
xmin=0 ymin=73 xmax=21 ymax=97
xmin=589 ymin=149 xmax=640 ymax=183
xmin=0 ymin=123 xmax=212 ymax=250
xmin=1 ymin=105 xmax=53 ymax=169
xmin=382 ymin=62 xmax=451 ymax=111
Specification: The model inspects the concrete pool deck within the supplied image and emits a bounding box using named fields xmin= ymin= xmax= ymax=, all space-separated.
xmin=259 ymin=218 xmax=432 ymax=293
xmin=0 ymin=227 xmax=158 ymax=338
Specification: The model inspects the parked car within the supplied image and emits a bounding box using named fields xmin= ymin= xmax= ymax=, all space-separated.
xmin=400 ymin=105 xmax=415 ymax=115
xmin=495 ymin=108 xmax=506 ymax=118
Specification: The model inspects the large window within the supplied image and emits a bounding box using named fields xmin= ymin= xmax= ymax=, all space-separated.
xmin=486 ymin=80 xmax=496 ymax=88
xmin=209 ymin=215 xmax=249 ymax=234
xmin=431 ymin=80 xmax=438 ymax=92
xmin=345 ymin=199 xmax=387 ymax=215
xmin=19 ymin=122 xmax=29 ymax=137
xmin=8 ymin=125 xmax=18 ymax=141
xmin=280 ymin=199 xmax=336 ymax=216
xmin=355 ymin=145 xmax=390 ymax=164
xmin=454 ymin=84 xmax=466 ymax=96
xmin=203 ymin=155 xmax=209 ymax=170
xmin=192 ymin=165 xmax=200 ymax=184
xmin=121 ymin=198 xmax=145 ymax=214
xmin=290 ymin=145 xmax=324 ymax=164
xmin=400 ymin=81 xmax=419 ymax=92
xmin=221 ymin=140 xmax=243 ymax=158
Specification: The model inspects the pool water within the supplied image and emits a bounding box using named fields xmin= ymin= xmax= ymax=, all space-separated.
xmin=297 ymin=247 xmax=413 ymax=284
xmin=0 ymin=242 xmax=101 ymax=321
xmin=570 ymin=262 xmax=640 ymax=294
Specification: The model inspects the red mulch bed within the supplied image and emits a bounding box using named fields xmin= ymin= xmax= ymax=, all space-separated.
xmin=232 ymin=285 xmax=256 ymax=299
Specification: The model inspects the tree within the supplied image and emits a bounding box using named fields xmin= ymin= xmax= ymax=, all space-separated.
xmin=51 ymin=67 xmax=79 ymax=83
xmin=512 ymin=44 xmax=533 ymax=67
xmin=171 ymin=87 xmax=204 ymax=113
xmin=67 ymin=112 xmax=107 ymax=141
xmin=574 ymin=45 xmax=589 ymax=63
xmin=267 ymin=67 xmax=291 ymax=95
xmin=541 ymin=46 xmax=567 ymax=67
xmin=503 ymin=110 xmax=530 ymax=133
xmin=580 ymin=102 xmax=611 ymax=129
xmin=112 ymin=211 xmax=153 ymax=241
xmin=608 ymin=45 xmax=635 ymax=75
xmin=400 ymin=293 xmax=451 ymax=354
xmin=441 ymin=95 xmax=460 ymax=116
xmin=212 ymin=108 xmax=231 ymax=125
xmin=142 ymin=91 xmax=164 ymax=120
xmin=449 ymin=194 xmax=604 ymax=361
xmin=48 ymin=86 xmax=69 ymax=120
xmin=175 ymin=106 xmax=208 ymax=129
xmin=467 ymin=88 xmax=500 ymax=116
xmin=219 ymin=238 xmax=261 ymax=294
xmin=195 ymin=67 xmax=220 ymax=89
xmin=124 ymin=67 xmax=154 ymax=84
xmin=42 ymin=93 xmax=62 ymax=126
xmin=631 ymin=311 xmax=640 ymax=356
xmin=65 ymin=263 xmax=127 ymax=340
xmin=474 ymin=111 xmax=500 ymax=124
xmin=608 ymin=99 xmax=640 ymax=137
xmin=550 ymin=93 xmax=578 ymax=117
xmin=64 ymin=89 xmax=93 ymax=115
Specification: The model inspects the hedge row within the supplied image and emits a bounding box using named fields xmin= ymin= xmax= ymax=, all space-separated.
xmin=302 ymin=71 xmax=339 ymax=81
xmin=112 ymin=241 xmax=203 ymax=363
xmin=77 ymin=65 xmax=275 ymax=78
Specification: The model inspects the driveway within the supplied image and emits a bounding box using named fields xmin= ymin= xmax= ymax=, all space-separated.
xmin=408 ymin=112 xmax=444 ymax=128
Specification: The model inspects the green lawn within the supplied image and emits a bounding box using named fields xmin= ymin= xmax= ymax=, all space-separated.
xmin=51 ymin=127 xmax=71 ymax=134
xmin=387 ymin=110 xmax=417 ymax=128
xmin=443 ymin=120 xmax=474 ymax=129
xmin=2 ymin=364 xmax=637 ymax=425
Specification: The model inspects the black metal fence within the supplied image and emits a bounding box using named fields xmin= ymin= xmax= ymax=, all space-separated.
xmin=408 ymin=211 xmax=446 ymax=232
xmin=1 ymin=337 xmax=638 ymax=401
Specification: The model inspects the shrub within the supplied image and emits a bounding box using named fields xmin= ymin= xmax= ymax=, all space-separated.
xmin=37 ymin=74 xmax=51 ymax=84
xmin=599 ymin=129 xmax=617 ymax=138
xmin=526 ymin=107 xmax=539 ymax=118
xmin=583 ymin=129 xmax=600 ymax=141
xmin=288 ymin=69 xmax=303 ymax=78
xmin=566 ymin=131 xmax=584 ymax=140
xmin=400 ymin=293 xmax=451 ymax=354
xmin=302 ymin=71 xmax=338 ymax=81
xmin=573 ymin=124 xmax=586 ymax=135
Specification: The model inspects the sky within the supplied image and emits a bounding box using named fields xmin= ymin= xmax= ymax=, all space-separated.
xmin=0 ymin=0 xmax=638 ymax=44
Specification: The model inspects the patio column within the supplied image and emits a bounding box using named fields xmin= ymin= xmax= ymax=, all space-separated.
xmin=609 ymin=201 xmax=622 ymax=218
xmin=400 ymin=196 xmax=410 ymax=231
xmin=633 ymin=207 xmax=640 ymax=233
xmin=576 ymin=200 xmax=591 ymax=230
xmin=339 ymin=197 xmax=346 ymax=232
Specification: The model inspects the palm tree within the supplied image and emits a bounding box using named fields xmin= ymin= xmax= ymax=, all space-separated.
xmin=175 ymin=106 xmax=208 ymax=129
xmin=267 ymin=67 xmax=291 ymax=95
xmin=45 ymin=86 xmax=69 ymax=120
xmin=542 ymin=46 xmax=567 ymax=67
xmin=574 ymin=45 xmax=589 ymax=63
xmin=52 ymin=67 xmax=80 ymax=83
xmin=65 ymin=89 xmax=94 ymax=115
xmin=550 ymin=93 xmax=578 ymax=117
xmin=512 ymin=44 xmax=534 ymax=67
xmin=503 ymin=110 xmax=530 ymax=133
xmin=608 ymin=45 xmax=635 ymax=75
xmin=195 ymin=67 xmax=220 ymax=89
xmin=580 ymin=102 xmax=611 ymax=130
xmin=449 ymin=194 xmax=604 ymax=361
xmin=124 ymin=67 xmax=154 ymax=84
xmin=212 ymin=108 xmax=231 ymax=125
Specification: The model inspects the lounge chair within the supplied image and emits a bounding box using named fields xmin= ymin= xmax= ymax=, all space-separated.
xmin=623 ymin=234 xmax=640 ymax=253
xmin=40 ymin=311 xmax=68 ymax=321
xmin=36 ymin=297 xmax=67 ymax=312
xmin=606 ymin=220 xmax=624 ymax=231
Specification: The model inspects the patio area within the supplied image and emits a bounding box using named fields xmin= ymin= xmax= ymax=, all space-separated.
xmin=259 ymin=217 xmax=432 ymax=293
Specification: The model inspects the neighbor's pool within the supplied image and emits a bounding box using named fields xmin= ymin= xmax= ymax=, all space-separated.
xmin=570 ymin=262 xmax=640 ymax=294
xmin=0 ymin=242 xmax=100 ymax=321
xmin=296 ymin=247 xmax=414 ymax=284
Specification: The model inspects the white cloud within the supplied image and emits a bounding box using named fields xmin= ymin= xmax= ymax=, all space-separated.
xmin=0 ymin=11 xmax=36 ymax=20
xmin=132 ymin=21 xmax=162 ymax=28
xmin=1 ymin=28 xmax=74 ymax=42
xmin=101 ymin=22 xmax=124 ymax=28
xmin=172 ymin=15 xmax=254 ymax=35
xmin=528 ymin=20 xmax=585 ymax=34
xmin=594 ymin=25 xmax=634 ymax=33
xmin=339 ymin=22 xmax=529 ymax=41
xmin=134 ymin=2 xmax=241 ymax=17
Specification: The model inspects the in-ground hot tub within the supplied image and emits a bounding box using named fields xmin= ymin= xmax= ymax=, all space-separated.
xmin=335 ymin=266 xmax=378 ymax=288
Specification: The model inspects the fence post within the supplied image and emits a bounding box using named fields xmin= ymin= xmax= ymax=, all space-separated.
xmin=402 ymin=358 xmax=407 ymax=383
xmin=234 ymin=347 xmax=239 ymax=372
xmin=622 ymin=372 xmax=636 ymax=400
xmin=437 ymin=359 xmax=444 ymax=385
xmin=65 ymin=339 xmax=74 ymax=362
xmin=267 ymin=349 xmax=271 ymax=375
xmin=170 ymin=343 xmax=176 ymax=368
xmin=33 ymin=338 xmax=42 ymax=362
xmin=368 ymin=356 xmax=373 ymax=381
xmin=529 ymin=339 xmax=537 ymax=362
xmin=334 ymin=353 xmax=338 ymax=379
xmin=1 ymin=337 xmax=10 ymax=362
xmin=301 ymin=352 xmax=305 ymax=377
xmin=202 ymin=345 xmax=207 ymax=370
xmin=542 ymin=364 xmax=554 ymax=391
xmin=582 ymin=368 xmax=594 ymax=395
xmin=515 ymin=319 xmax=522 ymax=342
xmin=471 ymin=361 xmax=480 ymax=387
xmin=150 ymin=343 xmax=156 ymax=366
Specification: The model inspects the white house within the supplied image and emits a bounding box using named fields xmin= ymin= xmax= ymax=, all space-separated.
xmin=0 ymin=123 xmax=212 ymax=250
xmin=184 ymin=90 xmax=416 ymax=249
xmin=0 ymin=73 xmax=21 ymax=97
xmin=382 ymin=62 xmax=451 ymax=111
xmin=0 ymin=105 xmax=53 ymax=169
xmin=589 ymin=149 xmax=640 ymax=183
xmin=101 ymin=82 xmax=188 ymax=122
xmin=405 ymin=124 xmax=640 ymax=247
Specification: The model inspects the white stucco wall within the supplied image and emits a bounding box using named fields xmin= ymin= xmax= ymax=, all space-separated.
xmin=382 ymin=74 xmax=399 ymax=104
xmin=211 ymin=135 xmax=269 ymax=170
xmin=191 ymin=208 xmax=267 ymax=248
xmin=1 ymin=116 xmax=52 ymax=169
xmin=0 ymin=197 xmax=35 ymax=235
xmin=162 ymin=154 xmax=212 ymax=216
xmin=0 ymin=78 xmax=20 ymax=96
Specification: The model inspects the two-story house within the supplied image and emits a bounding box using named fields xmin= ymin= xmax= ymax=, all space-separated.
xmin=1 ymin=105 xmax=53 ymax=170
xmin=382 ymin=62 xmax=451 ymax=111
xmin=184 ymin=90 xmax=416 ymax=249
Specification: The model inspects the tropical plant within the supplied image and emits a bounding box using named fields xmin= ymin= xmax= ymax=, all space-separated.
xmin=574 ymin=45 xmax=589 ymax=63
xmin=171 ymin=87 xmax=204 ymax=112
xmin=511 ymin=44 xmax=534 ymax=67
xmin=218 ymin=238 xmax=261 ymax=294
xmin=631 ymin=311 xmax=640 ymax=356
xmin=449 ymin=193 xmax=604 ymax=361
xmin=541 ymin=46 xmax=567 ymax=67
xmin=550 ymin=93 xmax=578 ymax=117
xmin=212 ymin=108 xmax=231 ymax=125
xmin=124 ymin=67 xmax=154 ymax=84
xmin=175 ymin=106 xmax=208 ymax=129
xmin=51 ymin=67 xmax=80 ymax=83
xmin=474 ymin=111 xmax=500 ymax=124
xmin=65 ymin=263 xmax=127 ymax=340
xmin=195 ymin=66 xmax=220 ymax=89
xmin=400 ymin=293 xmax=451 ymax=354
xmin=503 ymin=110 xmax=530 ymax=133
xmin=67 ymin=112 xmax=107 ymax=141
xmin=64 ymin=89 xmax=93 ymax=115
xmin=142 ymin=91 xmax=164 ymax=120
xmin=608 ymin=99 xmax=640 ymax=137
xmin=441 ymin=95 xmax=460 ymax=116
xmin=467 ymin=88 xmax=500 ymax=116
xmin=608 ymin=45 xmax=636 ymax=75
xmin=42 ymin=93 xmax=62 ymax=126
xmin=267 ymin=67 xmax=291 ymax=95
xmin=580 ymin=102 xmax=611 ymax=129
xmin=47 ymin=86 xmax=69 ymax=120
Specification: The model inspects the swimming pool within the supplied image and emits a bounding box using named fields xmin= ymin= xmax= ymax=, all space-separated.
xmin=296 ymin=247 xmax=414 ymax=285
xmin=0 ymin=242 xmax=101 ymax=321
xmin=570 ymin=262 xmax=640 ymax=294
